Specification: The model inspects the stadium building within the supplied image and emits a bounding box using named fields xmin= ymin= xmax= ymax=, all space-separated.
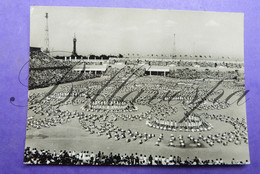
xmin=73 ymin=64 xmax=107 ymax=76
xmin=145 ymin=66 xmax=170 ymax=76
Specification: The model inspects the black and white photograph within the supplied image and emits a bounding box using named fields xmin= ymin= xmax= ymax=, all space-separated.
xmin=24 ymin=6 xmax=250 ymax=165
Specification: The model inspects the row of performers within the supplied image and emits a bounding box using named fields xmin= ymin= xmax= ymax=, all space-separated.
xmin=91 ymin=100 xmax=128 ymax=106
xmin=146 ymin=118 xmax=212 ymax=130
xmin=84 ymin=100 xmax=137 ymax=111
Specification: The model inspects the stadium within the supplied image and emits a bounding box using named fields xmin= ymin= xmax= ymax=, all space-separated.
xmin=24 ymin=47 xmax=249 ymax=165
xmin=24 ymin=7 xmax=249 ymax=165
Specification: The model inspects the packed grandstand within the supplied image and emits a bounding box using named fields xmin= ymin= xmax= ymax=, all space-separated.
xmin=29 ymin=50 xmax=244 ymax=89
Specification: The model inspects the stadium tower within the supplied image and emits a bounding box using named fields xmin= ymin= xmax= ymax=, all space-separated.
xmin=173 ymin=33 xmax=176 ymax=58
xmin=44 ymin=13 xmax=50 ymax=54
xmin=72 ymin=33 xmax=78 ymax=57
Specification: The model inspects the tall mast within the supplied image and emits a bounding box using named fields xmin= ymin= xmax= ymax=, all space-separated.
xmin=173 ymin=33 xmax=176 ymax=58
xmin=72 ymin=33 xmax=77 ymax=56
xmin=44 ymin=13 xmax=50 ymax=54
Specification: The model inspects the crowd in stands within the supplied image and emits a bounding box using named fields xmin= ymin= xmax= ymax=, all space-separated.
xmin=109 ymin=58 xmax=244 ymax=69
xmin=24 ymin=147 xmax=249 ymax=165
xmin=168 ymin=68 xmax=241 ymax=80
xmin=29 ymin=51 xmax=98 ymax=89
xmin=30 ymin=51 xmax=77 ymax=68
xmin=28 ymin=50 xmax=244 ymax=90
xmin=104 ymin=65 xmax=145 ymax=78
xmin=29 ymin=69 xmax=97 ymax=89
xmin=104 ymin=65 xmax=242 ymax=81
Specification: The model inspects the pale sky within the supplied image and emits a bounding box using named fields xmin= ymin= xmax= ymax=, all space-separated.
xmin=30 ymin=6 xmax=244 ymax=60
